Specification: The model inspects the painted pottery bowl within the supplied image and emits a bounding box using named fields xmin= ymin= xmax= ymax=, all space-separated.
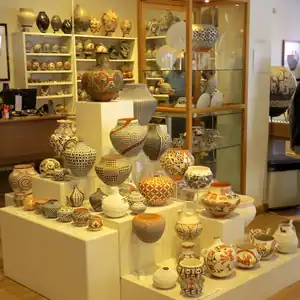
xmin=39 ymin=158 xmax=60 ymax=177
xmin=235 ymin=244 xmax=261 ymax=269
xmin=248 ymin=228 xmax=271 ymax=243
xmin=184 ymin=166 xmax=213 ymax=189
xmin=57 ymin=206 xmax=74 ymax=222
xmin=88 ymin=215 xmax=103 ymax=231
xmin=132 ymin=213 xmax=165 ymax=243
xmin=72 ymin=208 xmax=90 ymax=227
xmin=43 ymin=199 xmax=61 ymax=218
xmin=13 ymin=192 xmax=26 ymax=207
xmin=153 ymin=267 xmax=178 ymax=290
xmin=252 ymin=235 xmax=278 ymax=260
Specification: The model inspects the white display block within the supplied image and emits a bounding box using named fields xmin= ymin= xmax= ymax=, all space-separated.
xmin=32 ymin=175 xmax=95 ymax=205
xmin=0 ymin=206 xmax=120 ymax=300
xmin=100 ymin=199 xmax=185 ymax=277
xmin=5 ymin=192 xmax=14 ymax=207
xmin=121 ymin=251 xmax=300 ymax=300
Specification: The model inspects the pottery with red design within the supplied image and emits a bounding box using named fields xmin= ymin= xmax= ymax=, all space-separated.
xmin=234 ymin=244 xmax=261 ymax=269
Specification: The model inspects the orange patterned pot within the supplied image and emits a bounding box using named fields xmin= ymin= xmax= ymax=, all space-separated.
xmin=139 ymin=175 xmax=173 ymax=206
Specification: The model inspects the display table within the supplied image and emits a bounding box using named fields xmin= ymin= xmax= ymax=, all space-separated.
xmin=0 ymin=206 xmax=120 ymax=300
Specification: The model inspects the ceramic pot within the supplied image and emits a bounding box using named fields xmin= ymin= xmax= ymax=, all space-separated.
xmin=89 ymin=188 xmax=107 ymax=212
xmin=23 ymin=195 xmax=35 ymax=211
xmin=62 ymin=19 xmax=72 ymax=34
xmin=235 ymin=244 xmax=261 ymax=269
xmin=9 ymin=164 xmax=38 ymax=195
xmin=17 ymin=8 xmax=36 ymax=31
xmin=110 ymin=118 xmax=148 ymax=157
xmin=175 ymin=204 xmax=202 ymax=241
xmin=67 ymin=185 xmax=84 ymax=207
xmin=14 ymin=192 xmax=26 ymax=207
xmin=117 ymin=84 xmax=157 ymax=125
xmin=60 ymin=44 xmax=68 ymax=53
xmin=131 ymin=201 xmax=147 ymax=215
xmin=36 ymin=11 xmax=50 ymax=33
xmin=287 ymin=54 xmax=299 ymax=71
xmin=235 ymin=195 xmax=256 ymax=228
xmin=82 ymin=50 xmax=123 ymax=102
xmin=57 ymin=206 xmax=74 ymax=222
xmin=201 ymin=182 xmax=240 ymax=218
xmin=248 ymin=228 xmax=272 ymax=244
xmin=132 ymin=213 xmax=165 ymax=243
xmin=43 ymin=199 xmax=61 ymax=218
xmin=74 ymin=4 xmax=91 ymax=32
xmin=89 ymin=17 xmax=101 ymax=34
xmin=39 ymin=158 xmax=60 ymax=177
xmin=53 ymin=169 xmax=66 ymax=181
xmin=102 ymin=187 xmax=129 ymax=218
xmin=72 ymin=208 xmax=90 ymax=227
xmin=95 ymin=154 xmax=132 ymax=186
xmin=153 ymin=267 xmax=178 ymax=289
xmin=192 ymin=24 xmax=219 ymax=49
xmin=64 ymin=142 xmax=96 ymax=177
xmin=177 ymin=258 xmax=206 ymax=297
xmin=127 ymin=191 xmax=146 ymax=206
xmin=88 ymin=215 xmax=103 ymax=231
xmin=143 ymin=125 xmax=171 ymax=161
xmin=49 ymin=120 xmax=79 ymax=157
xmin=139 ymin=175 xmax=173 ymax=206
xmin=184 ymin=166 xmax=213 ymax=189
xmin=178 ymin=242 xmax=198 ymax=262
xmin=202 ymin=237 xmax=236 ymax=278
xmin=102 ymin=10 xmax=118 ymax=36
xmin=252 ymin=235 xmax=278 ymax=260
xmin=160 ymin=148 xmax=195 ymax=181
xmin=51 ymin=15 xmax=62 ymax=33
xmin=273 ymin=220 xmax=298 ymax=253
xmin=35 ymin=199 xmax=47 ymax=214
xmin=120 ymin=19 xmax=132 ymax=37
xmin=270 ymin=66 xmax=297 ymax=117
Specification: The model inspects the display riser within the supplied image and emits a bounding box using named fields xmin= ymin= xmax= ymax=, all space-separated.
xmin=0 ymin=206 xmax=120 ymax=300
xmin=121 ymin=251 xmax=300 ymax=300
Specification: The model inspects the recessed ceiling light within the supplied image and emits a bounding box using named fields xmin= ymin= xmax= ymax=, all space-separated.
xmin=204 ymin=0 xmax=210 ymax=3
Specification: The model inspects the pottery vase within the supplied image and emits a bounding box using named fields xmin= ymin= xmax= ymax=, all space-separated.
xmin=252 ymin=235 xmax=278 ymax=260
xmin=39 ymin=158 xmax=60 ymax=177
xmin=64 ymin=142 xmax=96 ymax=177
xmin=177 ymin=258 xmax=205 ymax=297
xmin=127 ymin=191 xmax=146 ymax=206
xmin=68 ymin=185 xmax=84 ymax=207
xmin=235 ymin=195 xmax=256 ymax=228
xmin=153 ymin=267 xmax=178 ymax=289
xmin=95 ymin=154 xmax=132 ymax=186
xmin=51 ymin=15 xmax=62 ymax=33
xmin=184 ymin=166 xmax=213 ymax=189
xmin=120 ymin=20 xmax=132 ymax=37
xmin=160 ymin=148 xmax=195 ymax=181
xmin=139 ymin=175 xmax=173 ymax=206
xmin=117 ymin=84 xmax=157 ymax=125
xmin=110 ymin=118 xmax=148 ymax=157
xmin=235 ymin=244 xmax=261 ymax=269
xmin=178 ymin=242 xmax=199 ymax=262
xmin=88 ymin=215 xmax=103 ymax=231
xmin=82 ymin=50 xmax=123 ymax=102
xmin=89 ymin=17 xmax=101 ymax=34
xmin=14 ymin=192 xmax=26 ymax=207
xmin=36 ymin=11 xmax=50 ymax=33
xmin=17 ymin=8 xmax=36 ymax=31
xmin=175 ymin=203 xmax=202 ymax=241
xmin=102 ymin=10 xmax=118 ymax=36
xmin=132 ymin=213 xmax=165 ymax=243
xmin=62 ymin=19 xmax=72 ymax=34
xmin=9 ymin=164 xmax=38 ymax=195
xmin=202 ymin=237 xmax=236 ymax=278
xmin=74 ymin=4 xmax=91 ymax=33
xmin=89 ymin=188 xmax=107 ymax=212
xmin=192 ymin=24 xmax=219 ymax=50
xmin=43 ymin=199 xmax=61 ymax=218
xmin=102 ymin=187 xmax=129 ymax=218
xmin=57 ymin=206 xmax=74 ymax=222
xmin=72 ymin=208 xmax=90 ymax=227
xmin=273 ymin=220 xmax=298 ymax=253
xmin=201 ymin=182 xmax=240 ymax=218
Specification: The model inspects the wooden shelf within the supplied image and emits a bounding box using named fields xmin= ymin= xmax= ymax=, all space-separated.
xmin=27 ymin=70 xmax=73 ymax=74
xmin=37 ymin=94 xmax=73 ymax=100
xmin=74 ymin=34 xmax=137 ymax=41
xmin=28 ymin=82 xmax=73 ymax=86
xmin=24 ymin=32 xmax=72 ymax=38
xmin=76 ymin=59 xmax=134 ymax=62
xmin=146 ymin=77 xmax=162 ymax=80
xmin=27 ymin=53 xmax=71 ymax=57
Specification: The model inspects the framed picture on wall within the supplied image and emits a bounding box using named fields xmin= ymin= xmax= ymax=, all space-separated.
xmin=282 ymin=40 xmax=300 ymax=79
xmin=0 ymin=23 xmax=10 ymax=81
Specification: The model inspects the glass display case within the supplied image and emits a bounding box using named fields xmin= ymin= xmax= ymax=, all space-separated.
xmin=138 ymin=0 xmax=249 ymax=193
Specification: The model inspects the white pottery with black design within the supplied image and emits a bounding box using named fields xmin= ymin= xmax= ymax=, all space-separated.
xmin=64 ymin=142 xmax=96 ymax=177
xmin=184 ymin=166 xmax=213 ymax=189
xmin=192 ymin=24 xmax=219 ymax=49
xmin=67 ymin=184 xmax=84 ymax=207
xmin=39 ymin=158 xmax=61 ymax=177
xmin=57 ymin=206 xmax=74 ymax=222
xmin=131 ymin=201 xmax=147 ymax=215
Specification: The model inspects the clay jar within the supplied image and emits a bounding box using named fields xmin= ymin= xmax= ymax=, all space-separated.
xmin=39 ymin=158 xmax=61 ymax=177
xmin=160 ymin=148 xmax=195 ymax=181
xmin=74 ymin=4 xmax=91 ymax=32
xmin=201 ymin=182 xmax=240 ymax=218
xmin=88 ymin=215 xmax=103 ymax=231
xmin=43 ymin=199 xmax=61 ymax=218
xmin=139 ymin=175 xmax=173 ymax=206
xmin=89 ymin=188 xmax=107 ymax=212
xmin=184 ymin=166 xmax=213 ymax=189
xmin=9 ymin=164 xmax=38 ymax=195
xmin=72 ymin=208 xmax=90 ymax=227
xmin=17 ymin=8 xmax=36 ymax=30
xmin=110 ymin=118 xmax=148 ymax=157
xmin=132 ymin=213 xmax=165 ymax=243
xmin=36 ymin=11 xmax=50 ymax=33
xmin=235 ymin=244 xmax=261 ymax=269
xmin=14 ymin=192 xmax=26 ymax=207
xmin=35 ymin=199 xmax=47 ymax=214
xmin=153 ymin=267 xmax=178 ymax=289
xmin=67 ymin=185 xmax=84 ymax=207
xmin=57 ymin=206 xmax=74 ymax=222
xmin=95 ymin=154 xmax=132 ymax=186
xmin=252 ymin=235 xmax=278 ymax=260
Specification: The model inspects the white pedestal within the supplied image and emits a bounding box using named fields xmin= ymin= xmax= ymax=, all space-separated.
xmin=0 ymin=206 xmax=120 ymax=300
xmin=121 ymin=251 xmax=300 ymax=300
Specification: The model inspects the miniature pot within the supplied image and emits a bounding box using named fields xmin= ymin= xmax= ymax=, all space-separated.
xmin=53 ymin=169 xmax=66 ymax=181
xmin=88 ymin=215 xmax=103 ymax=231
xmin=14 ymin=192 xmax=26 ymax=207
xmin=127 ymin=191 xmax=146 ymax=206
xmin=183 ymin=166 xmax=213 ymax=189
xmin=74 ymin=4 xmax=91 ymax=32
xmin=67 ymin=185 xmax=84 ymax=207
xmin=43 ymin=199 xmax=61 ymax=218
xmin=131 ymin=201 xmax=147 ymax=215
xmin=252 ymin=235 xmax=278 ymax=260
xmin=23 ymin=195 xmax=35 ymax=211
xmin=89 ymin=188 xmax=107 ymax=212
xmin=248 ymin=228 xmax=271 ymax=243
xmin=57 ymin=206 xmax=74 ymax=222
xmin=153 ymin=267 xmax=178 ymax=290
xmin=39 ymin=158 xmax=61 ymax=177
xmin=192 ymin=24 xmax=219 ymax=49
xmin=72 ymin=208 xmax=90 ymax=227
xmin=35 ymin=199 xmax=47 ymax=214
xmin=235 ymin=244 xmax=261 ymax=269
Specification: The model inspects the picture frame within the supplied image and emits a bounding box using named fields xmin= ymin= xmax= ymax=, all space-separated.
xmin=282 ymin=40 xmax=300 ymax=79
xmin=0 ymin=23 xmax=10 ymax=81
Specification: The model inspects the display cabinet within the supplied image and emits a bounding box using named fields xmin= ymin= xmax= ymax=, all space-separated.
xmin=138 ymin=0 xmax=249 ymax=193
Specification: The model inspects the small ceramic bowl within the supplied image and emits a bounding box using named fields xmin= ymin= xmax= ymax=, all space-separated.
xmin=72 ymin=208 xmax=90 ymax=227
xmin=35 ymin=199 xmax=48 ymax=214
xmin=43 ymin=199 xmax=61 ymax=218
xmin=252 ymin=235 xmax=278 ymax=260
xmin=14 ymin=192 xmax=26 ymax=207
xmin=88 ymin=215 xmax=103 ymax=231
xmin=131 ymin=201 xmax=147 ymax=215
xmin=57 ymin=206 xmax=74 ymax=222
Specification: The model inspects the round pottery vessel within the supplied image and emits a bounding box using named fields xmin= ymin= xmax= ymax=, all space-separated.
xmin=120 ymin=19 xmax=132 ymax=37
xmin=95 ymin=154 xmax=132 ymax=186
xmin=184 ymin=166 xmax=213 ymax=189
xmin=252 ymin=235 xmax=278 ymax=260
xmin=202 ymin=237 xmax=236 ymax=278
xmin=35 ymin=199 xmax=47 ymax=214
xmin=201 ymin=182 xmax=240 ymax=218
xmin=127 ymin=191 xmax=146 ymax=206
xmin=177 ymin=258 xmax=206 ymax=297
xmin=235 ymin=244 xmax=261 ymax=269
xmin=110 ymin=118 xmax=148 ymax=157
xmin=17 ymin=8 xmax=36 ymax=30
xmin=39 ymin=158 xmax=60 ymax=177
xmin=153 ymin=267 xmax=178 ymax=289
xmin=9 ymin=164 xmax=38 ymax=195
xmin=132 ymin=213 xmax=165 ymax=243
xmin=192 ymin=24 xmax=219 ymax=49
xmin=43 ymin=200 xmax=61 ymax=218
xmin=248 ymin=228 xmax=271 ymax=244
xmin=160 ymin=148 xmax=195 ymax=181
xmin=102 ymin=10 xmax=118 ymax=36
xmin=72 ymin=208 xmax=90 ymax=227
xmin=74 ymin=4 xmax=91 ymax=32
xmin=139 ymin=175 xmax=174 ymax=206
xmin=57 ymin=206 xmax=74 ymax=222
xmin=89 ymin=188 xmax=107 ymax=212
xmin=131 ymin=201 xmax=147 ymax=215
xmin=23 ymin=195 xmax=35 ymax=211
xmin=235 ymin=195 xmax=256 ymax=228
xmin=178 ymin=242 xmax=199 ymax=262
xmin=14 ymin=192 xmax=26 ymax=207
xmin=67 ymin=185 xmax=84 ymax=207
xmin=273 ymin=220 xmax=298 ymax=253
xmin=64 ymin=142 xmax=96 ymax=177
xmin=143 ymin=124 xmax=171 ymax=161
xmin=51 ymin=15 xmax=62 ymax=33
xmin=53 ymin=169 xmax=66 ymax=181
xmin=36 ymin=11 xmax=50 ymax=33
xmin=88 ymin=215 xmax=103 ymax=231
xmin=62 ymin=19 xmax=72 ymax=34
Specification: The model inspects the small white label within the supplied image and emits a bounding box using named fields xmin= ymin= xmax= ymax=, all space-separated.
xmin=15 ymin=95 xmax=22 ymax=111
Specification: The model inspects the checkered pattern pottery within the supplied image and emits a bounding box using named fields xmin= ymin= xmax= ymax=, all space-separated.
xmin=192 ymin=24 xmax=219 ymax=49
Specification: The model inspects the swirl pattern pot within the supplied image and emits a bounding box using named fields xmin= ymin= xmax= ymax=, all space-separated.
xmin=39 ymin=158 xmax=60 ymax=177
